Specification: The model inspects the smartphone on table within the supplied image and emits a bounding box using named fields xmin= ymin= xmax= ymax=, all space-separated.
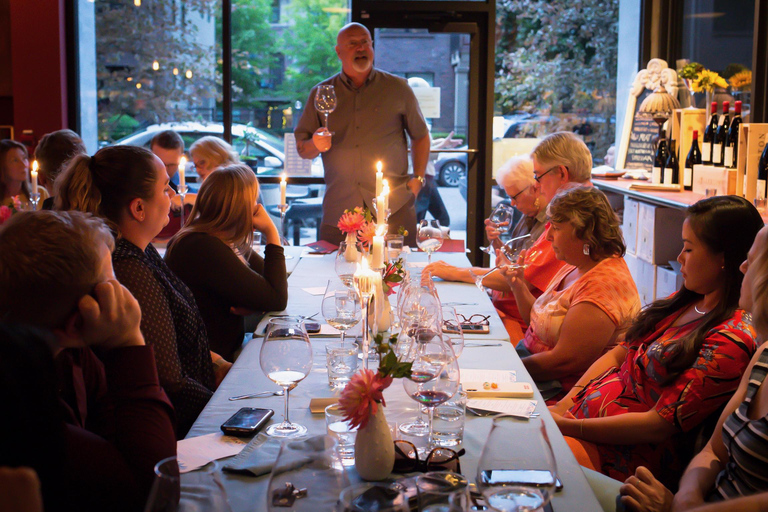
xmin=220 ymin=407 xmax=274 ymax=437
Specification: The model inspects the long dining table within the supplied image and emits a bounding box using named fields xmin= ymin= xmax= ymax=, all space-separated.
xmin=183 ymin=249 xmax=602 ymax=511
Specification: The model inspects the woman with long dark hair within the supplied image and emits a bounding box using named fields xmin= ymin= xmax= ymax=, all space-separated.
xmin=549 ymin=196 xmax=764 ymax=487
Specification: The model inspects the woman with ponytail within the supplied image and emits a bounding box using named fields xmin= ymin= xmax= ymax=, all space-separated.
xmin=55 ymin=146 xmax=227 ymax=437
xmin=549 ymin=196 xmax=764 ymax=487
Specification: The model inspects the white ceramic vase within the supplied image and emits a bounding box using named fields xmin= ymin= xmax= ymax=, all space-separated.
xmin=354 ymin=405 xmax=394 ymax=481
xmin=344 ymin=232 xmax=360 ymax=262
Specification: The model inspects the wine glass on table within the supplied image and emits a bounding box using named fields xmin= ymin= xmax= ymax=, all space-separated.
xmin=480 ymin=203 xmax=516 ymax=255
xmin=417 ymin=220 xmax=444 ymax=264
xmin=335 ymin=240 xmax=361 ymax=289
xmin=259 ymin=317 xmax=313 ymax=437
xmin=321 ymin=280 xmax=361 ymax=347
xmin=402 ymin=333 xmax=459 ymax=450
xmin=314 ymin=85 xmax=337 ymax=135
xmin=476 ymin=416 xmax=558 ymax=511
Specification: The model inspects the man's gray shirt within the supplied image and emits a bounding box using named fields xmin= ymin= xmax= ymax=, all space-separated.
xmin=295 ymin=68 xmax=429 ymax=227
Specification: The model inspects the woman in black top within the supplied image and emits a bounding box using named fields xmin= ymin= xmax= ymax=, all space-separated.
xmin=165 ymin=164 xmax=288 ymax=361
xmin=55 ymin=145 xmax=225 ymax=437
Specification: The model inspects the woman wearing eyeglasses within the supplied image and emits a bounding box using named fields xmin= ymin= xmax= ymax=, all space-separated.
xmin=423 ymin=155 xmax=561 ymax=340
xmin=501 ymin=186 xmax=640 ymax=402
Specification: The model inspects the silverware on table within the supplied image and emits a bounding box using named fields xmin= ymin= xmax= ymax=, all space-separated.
xmin=269 ymin=312 xmax=319 ymax=320
xmin=464 ymin=343 xmax=503 ymax=348
xmin=466 ymin=406 xmax=540 ymax=418
xmin=228 ymin=390 xmax=285 ymax=401
xmin=442 ymin=302 xmax=479 ymax=306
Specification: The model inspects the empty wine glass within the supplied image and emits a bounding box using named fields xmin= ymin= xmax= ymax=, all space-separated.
xmin=321 ymin=280 xmax=361 ymax=347
xmin=477 ymin=416 xmax=558 ymax=512
xmin=314 ymin=85 xmax=337 ymax=135
xmin=402 ymin=334 xmax=459 ymax=450
xmin=480 ymin=203 xmax=516 ymax=254
xmin=470 ymin=238 xmax=532 ymax=293
xmin=267 ymin=435 xmax=349 ymax=512
xmin=417 ymin=220 xmax=444 ymax=264
xmin=335 ymin=240 xmax=361 ymax=289
xmin=260 ymin=317 xmax=313 ymax=437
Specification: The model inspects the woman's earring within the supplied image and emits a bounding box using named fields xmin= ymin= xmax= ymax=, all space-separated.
xmin=583 ymin=244 xmax=590 ymax=255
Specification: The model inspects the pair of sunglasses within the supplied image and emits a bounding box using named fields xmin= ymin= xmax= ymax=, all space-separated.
xmin=393 ymin=440 xmax=465 ymax=474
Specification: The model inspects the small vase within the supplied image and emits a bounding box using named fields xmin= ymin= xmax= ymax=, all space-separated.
xmin=354 ymin=405 xmax=394 ymax=481
xmin=706 ymin=90 xmax=713 ymax=118
xmin=344 ymin=232 xmax=360 ymax=262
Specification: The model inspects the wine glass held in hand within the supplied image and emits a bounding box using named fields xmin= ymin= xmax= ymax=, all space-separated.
xmin=477 ymin=416 xmax=558 ymax=512
xmin=322 ymin=280 xmax=361 ymax=347
xmin=417 ymin=220 xmax=445 ymax=264
xmin=259 ymin=317 xmax=313 ymax=437
xmin=480 ymin=203 xmax=515 ymax=254
xmin=314 ymin=85 xmax=337 ymax=135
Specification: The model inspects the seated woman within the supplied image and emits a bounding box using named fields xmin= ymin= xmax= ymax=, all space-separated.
xmin=55 ymin=145 xmax=227 ymax=438
xmin=549 ymin=195 xmax=763 ymax=487
xmin=165 ymin=164 xmax=289 ymax=361
xmin=1 ymin=139 xmax=49 ymax=209
xmin=423 ymin=155 xmax=561 ymax=340
xmin=501 ymin=186 xmax=640 ymax=399
xmin=619 ymin=225 xmax=768 ymax=512
xmin=189 ymin=136 xmax=240 ymax=182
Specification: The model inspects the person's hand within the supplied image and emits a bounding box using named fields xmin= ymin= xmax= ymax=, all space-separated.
xmin=432 ymin=131 xmax=462 ymax=150
xmin=484 ymin=218 xmax=509 ymax=242
xmin=59 ymin=280 xmax=144 ymax=351
xmin=619 ymin=467 xmax=674 ymax=512
xmin=211 ymin=352 xmax=232 ymax=388
xmin=422 ymin=261 xmax=459 ymax=283
xmin=407 ymin=177 xmax=424 ymax=197
xmin=499 ymin=262 xmax=527 ymax=291
xmin=312 ymin=128 xmax=332 ymax=153
xmin=252 ymin=203 xmax=281 ymax=246
xmin=548 ymin=399 xmax=572 ymax=418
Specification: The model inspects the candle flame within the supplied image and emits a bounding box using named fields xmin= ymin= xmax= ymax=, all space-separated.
xmin=32 ymin=160 xmax=38 ymax=172
xmin=281 ymin=173 xmax=287 ymax=182
xmin=376 ymin=161 xmax=382 ymax=173
xmin=179 ymin=156 xmax=186 ymax=167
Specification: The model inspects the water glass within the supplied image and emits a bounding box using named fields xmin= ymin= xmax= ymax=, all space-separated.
xmin=386 ymin=234 xmax=405 ymax=262
xmin=325 ymin=342 xmax=359 ymax=389
xmin=754 ymin=197 xmax=767 ymax=212
xmin=431 ymin=390 xmax=467 ymax=448
xmin=325 ymin=403 xmax=357 ymax=466
xmin=338 ymin=482 xmax=409 ymax=512
xmin=144 ymin=456 xmax=180 ymax=512
xmin=252 ymin=230 xmax=262 ymax=252
xmin=416 ymin=471 xmax=470 ymax=512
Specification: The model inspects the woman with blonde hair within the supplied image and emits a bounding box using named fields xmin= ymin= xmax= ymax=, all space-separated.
xmin=165 ymin=164 xmax=288 ymax=361
xmin=54 ymin=145 xmax=223 ymax=438
xmin=502 ymin=186 xmax=640 ymax=400
xmin=189 ymin=136 xmax=240 ymax=182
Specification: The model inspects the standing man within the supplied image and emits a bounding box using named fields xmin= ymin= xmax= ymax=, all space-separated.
xmin=295 ymin=22 xmax=430 ymax=246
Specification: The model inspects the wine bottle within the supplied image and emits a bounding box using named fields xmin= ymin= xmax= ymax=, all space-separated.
xmin=759 ymin=143 xmax=768 ymax=200
xmin=713 ymin=101 xmax=730 ymax=166
xmin=652 ymin=129 xmax=667 ymax=184
xmin=664 ymin=139 xmax=678 ymax=185
xmin=685 ymin=130 xmax=702 ymax=191
xmin=702 ymin=102 xmax=718 ymax=165
xmin=725 ymin=100 xmax=743 ymax=169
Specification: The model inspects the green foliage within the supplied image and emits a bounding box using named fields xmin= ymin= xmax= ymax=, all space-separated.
xmin=278 ymin=0 xmax=346 ymax=104
xmin=95 ymin=0 xmax=219 ymax=142
xmin=375 ymin=334 xmax=412 ymax=379
xmin=679 ymin=62 xmax=704 ymax=80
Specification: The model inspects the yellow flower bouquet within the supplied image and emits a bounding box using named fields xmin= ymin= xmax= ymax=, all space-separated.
xmin=691 ymin=69 xmax=728 ymax=93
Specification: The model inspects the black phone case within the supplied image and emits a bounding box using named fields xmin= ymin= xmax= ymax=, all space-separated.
xmin=220 ymin=408 xmax=274 ymax=437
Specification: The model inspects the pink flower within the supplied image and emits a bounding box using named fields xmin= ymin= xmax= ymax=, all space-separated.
xmin=357 ymin=221 xmax=376 ymax=249
xmin=338 ymin=369 xmax=393 ymax=429
xmin=0 ymin=206 xmax=11 ymax=225
xmin=338 ymin=209 xmax=365 ymax=234
xmin=11 ymin=196 xmax=22 ymax=211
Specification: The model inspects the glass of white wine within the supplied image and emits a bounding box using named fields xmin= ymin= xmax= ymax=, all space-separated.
xmin=314 ymin=85 xmax=337 ymax=135
xmin=417 ymin=220 xmax=444 ymax=264
xmin=335 ymin=240 xmax=360 ymax=289
xmin=321 ymin=280 xmax=361 ymax=347
xmin=259 ymin=317 xmax=313 ymax=437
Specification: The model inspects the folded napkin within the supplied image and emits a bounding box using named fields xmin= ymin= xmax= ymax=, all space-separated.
xmin=222 ymin=433 xmax=292 ymax=477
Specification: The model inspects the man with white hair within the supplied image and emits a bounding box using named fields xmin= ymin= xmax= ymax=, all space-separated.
xmin=295 ymin=22 xmax=430 ymax=246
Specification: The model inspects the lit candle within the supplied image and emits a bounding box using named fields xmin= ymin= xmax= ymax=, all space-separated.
xmin=31 ymin=160 xmax=38 ymax=195
xmin=375 ymin=161 xmax=383 ymax=197
xmin=280 ymin=174 xmax=287 ymax=205
xmin=178 ymin=156 xmax=186 ymax=189
xmin=354 ymin=257 xmax=376 ymax=297
xmin=372 ymin=235 xmax=385 ymax=269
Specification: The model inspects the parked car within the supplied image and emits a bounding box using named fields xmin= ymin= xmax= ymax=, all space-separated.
xmin=434 ymin=146 xmax=468 ymax=187
xmin=114 ymin=122 xmax=290 ymax=183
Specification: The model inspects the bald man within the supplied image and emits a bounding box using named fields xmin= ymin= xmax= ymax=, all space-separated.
xmin=295 ymin=22 xmax=430 ymax=246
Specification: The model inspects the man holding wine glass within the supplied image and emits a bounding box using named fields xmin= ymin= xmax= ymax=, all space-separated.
xmin=294 ymin=22 xmax=431 ymax=246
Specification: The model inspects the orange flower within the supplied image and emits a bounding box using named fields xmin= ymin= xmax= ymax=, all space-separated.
xmin=338 ymin=369 xmax=393 ymax=429
xmin=357 ymin=221 xmax=377 ymax=249
xmin=337 ymin=209 xmax=365 ymax=234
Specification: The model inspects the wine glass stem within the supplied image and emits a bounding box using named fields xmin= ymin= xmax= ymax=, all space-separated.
xmin=427 ymin=250 xmax=432 ymax=264
xmin=324 ymin=112 xmax=329 ymax=129
xmin=339 ymin=330 xmax=345 ymax=347
xmin=283 ymin=387 xmax=291 ymax=427
xmin=427 ymin=406 xmax=435 ymax=446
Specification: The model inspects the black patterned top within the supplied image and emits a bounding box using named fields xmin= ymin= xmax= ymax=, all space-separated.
xmin=112 ymin=237 xmax=215 ymax=438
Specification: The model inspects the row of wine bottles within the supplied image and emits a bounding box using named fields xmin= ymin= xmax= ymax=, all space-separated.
xmin=651 ymin=100 xmax=768 ymax=198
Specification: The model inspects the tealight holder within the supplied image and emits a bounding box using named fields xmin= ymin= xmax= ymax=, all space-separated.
xmin=29 ymin=192 xmax=40 ymax=211
xmin=177 ymin=184 xmax=188 ymax=226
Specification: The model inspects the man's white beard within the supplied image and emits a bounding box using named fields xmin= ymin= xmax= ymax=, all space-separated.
xmin=352 ymin=56 xmax=372 ymax=74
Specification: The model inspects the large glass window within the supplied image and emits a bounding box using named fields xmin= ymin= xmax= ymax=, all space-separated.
xmin=493 ymin=0 xmax=620 ymax=169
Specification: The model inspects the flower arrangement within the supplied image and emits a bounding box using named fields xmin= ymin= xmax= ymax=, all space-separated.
xmin=729 ymin=70 xmax=752 ymax=91
xmin=382 ymin=258 xmax=405 ymax=296
xmin=337 ymin=206 xmax=377 ymax=250
xmin=690 ymin=69 xmax=728 ymax=94
xmin=338 ymin=334 xmax=411 ymax=429
xmin=0 ymin=196 xmax=23 ymax=225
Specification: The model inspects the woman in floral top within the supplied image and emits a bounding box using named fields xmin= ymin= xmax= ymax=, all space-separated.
xmin=549 ymin=196 xmax=764 ymax=487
